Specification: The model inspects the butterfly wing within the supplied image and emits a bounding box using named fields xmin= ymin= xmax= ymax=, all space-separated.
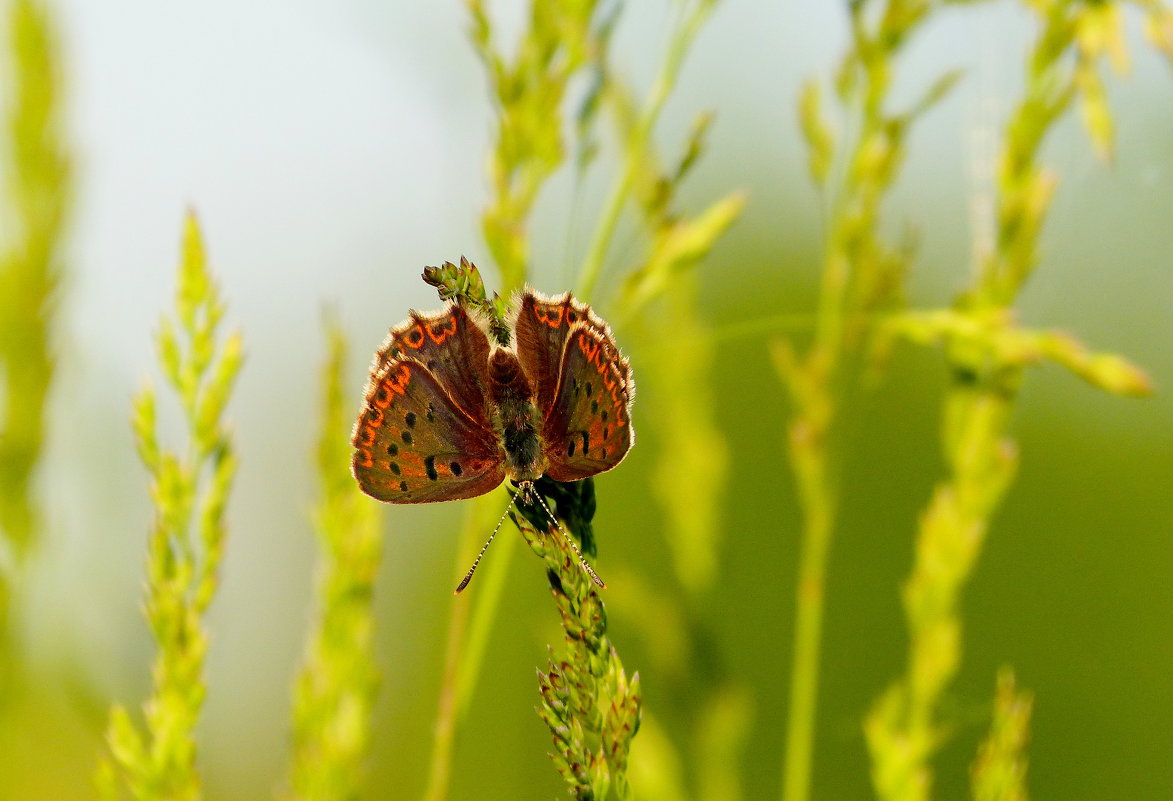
xmin=538 ymin=319 xmax=635 ymax=483
xmin=352 ymin=353 xmax=504 ymax=505
xmin=374 ymin=304 xmax=492 ymax=421
xmin=514 ymin=290 xmax=591 ymax=413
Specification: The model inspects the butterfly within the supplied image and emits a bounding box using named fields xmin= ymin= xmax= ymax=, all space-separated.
xmin=351 ymin=289 xmax=635 ymax=507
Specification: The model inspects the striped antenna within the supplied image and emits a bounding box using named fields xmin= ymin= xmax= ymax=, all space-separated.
xmin=525 ymin=483 xmax=606 ymax=590
xmin=454 ymin=481 xmax=606 ymax=594
xmin=454 ymin=491 xmax=520 ymax=594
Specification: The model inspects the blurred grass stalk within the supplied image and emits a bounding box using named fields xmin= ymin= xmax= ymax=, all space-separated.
xmin=971 ymin=670 xmax=1032 ymax=801
xmin=0 ymin=0 xmax=69 ymax=683
xmin=774 ymin=3 xmax=954 ymax=800
xmin=469 ymin=0 xmax=604 ymax=292
xmin=579 ymin=0 xmax=736 ymax=305
xmin=97 ymin=213 xmax=243 ymax=801
xmin=285 ymin=320 xmax=382 ymax=801
xmin=603 ymin=3 xmax=750 ymax=796
xmin=866 ymin=3 xmax=1163 ymax=801
xmin=575 ymin=0 xmax=748 ymax=795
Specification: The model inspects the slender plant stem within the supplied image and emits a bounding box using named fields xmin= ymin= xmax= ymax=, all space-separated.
xmin=576 ymin=156 xmax=634 ymax=301
xmin=454 ymin=507 xmax=518 ymax=718
xmin=781 ymin=485 xmax=833 ymax=801
xmin=422 ymin=589 xmax=469 ymax=801
xmin=576 ymin=1 xmax=714 ymax=301
xmin=287 ymin=319 xmax=382 ymax=801
xmin=421 ymin=502 xmax=480 ymax=801
xmin=864 ymin=6 xmax=1159 ymax=799
xmin=0 ymin=0 xmax=69 ymax=687
xmin=421 ymin=493 xmax=508 ymax=801
xmin=777 ymin=3 xmax=952 ymax=798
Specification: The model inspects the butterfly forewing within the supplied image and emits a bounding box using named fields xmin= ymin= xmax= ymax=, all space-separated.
xmin=540 ymin=321 xmax=635 ymax=482
xmin=352 ymin=359 xmax=505 ymax=503
xmin=514 ymin=291 xmax=592 ymax=413
xmin=376 ymin=304 xmax=492 ymax=421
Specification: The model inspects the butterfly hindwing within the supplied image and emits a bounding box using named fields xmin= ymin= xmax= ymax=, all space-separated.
xmin=352 ymin=359 xmax=505 ymax=503
xmin=540 ymin=320 xmax=635 ymax=482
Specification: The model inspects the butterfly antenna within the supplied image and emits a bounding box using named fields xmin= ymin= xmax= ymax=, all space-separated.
xmin=454 ymin=492 xmax=519 ymax=595
xmin=529 ymin=489 xmax=606 ymax=590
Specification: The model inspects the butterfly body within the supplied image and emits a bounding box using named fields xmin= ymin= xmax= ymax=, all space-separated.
xmin=352 ymin=289 xmax=634 ymax=504
xmin=487 ymin=348 xmax=545 ymax=483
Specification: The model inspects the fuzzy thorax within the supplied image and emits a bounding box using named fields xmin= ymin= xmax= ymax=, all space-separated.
xmin=488 ymin=347 xmax=545 ymax=482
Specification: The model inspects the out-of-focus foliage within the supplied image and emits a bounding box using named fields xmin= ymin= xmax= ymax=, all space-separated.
xmin=469 ymin=0 xmax=611 ymax=292
xmin=970 ymin=670 xmax=1033 ymax=801
xmin=867 ymin=3 xmax=1155 ymax=800
xmin=97 ymin=213 xmax=242 ymax=801
xmin=285 ymin=319 xmax=382 ymax=801
xmin=0 ymin=0 xmax=69 ymax=671
xmin=775 ymin=1 xmax=961 ymax=798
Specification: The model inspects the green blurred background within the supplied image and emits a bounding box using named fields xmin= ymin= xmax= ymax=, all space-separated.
xmin=1 ymin=1 xmax=1171 ymax=800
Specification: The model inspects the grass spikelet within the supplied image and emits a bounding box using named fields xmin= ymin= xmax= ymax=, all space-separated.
xmin=971 ymin=669 xmax=1033 ymax=801
xmin=776 ymin=3 xmax=954 ymax=799
xmin=513 ymin=487 xmax=641 ymax=801
xmin=285 ymin=318 xmax=382 ymax=801
xmin=468 ymin=0 xmax=609 ymax=291
xmin=97 ymin=212 xmax=242 ymax=801
xmin=0 ymin=0 xmax=70 ymax=665
xmin=866 ymin=4 xmax=1157 ymax=801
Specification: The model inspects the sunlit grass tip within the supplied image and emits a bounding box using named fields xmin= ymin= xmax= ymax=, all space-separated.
xmin=97 ymin=212 xmax=242 ymax=801
xmin=285 ymin=317 xmax=382 ymax=801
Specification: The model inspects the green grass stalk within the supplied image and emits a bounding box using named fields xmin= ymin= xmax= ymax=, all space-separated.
xmin=419 ymin=543 xmax=470 ymax=801
xmin=865 ymin=4 xmax=1159 ymax=800
xmin=609 ymin=70 xmax=747 ymax=798
xmin=0 ymin=0 xmax=70 ymax=678
xmin=580 ymin=3 xmax=744 ymax=796
xmin=97 ymin=213 xmax=243 ymax=801
xmin=599 ymin=0 xmax=739 ymax=596
xmin=970 ymin=669 xmax=1032 ymax=801
xmin=421 ymin=9 xmax=612 ymax=790
xmin=774 ymin=5 xmax=955 ymax=800
xmin=286 ymin=319 xmax=382 ymax=801
xmin=421 ymin=494 xmax=507 ymax=801
xmin=513 ymin=500 xmax=641 ymax=801
xmin=576 ymin=0 xmax=720 ymax=302
xmin=468 ymin=0 xmax=607 ymax=291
